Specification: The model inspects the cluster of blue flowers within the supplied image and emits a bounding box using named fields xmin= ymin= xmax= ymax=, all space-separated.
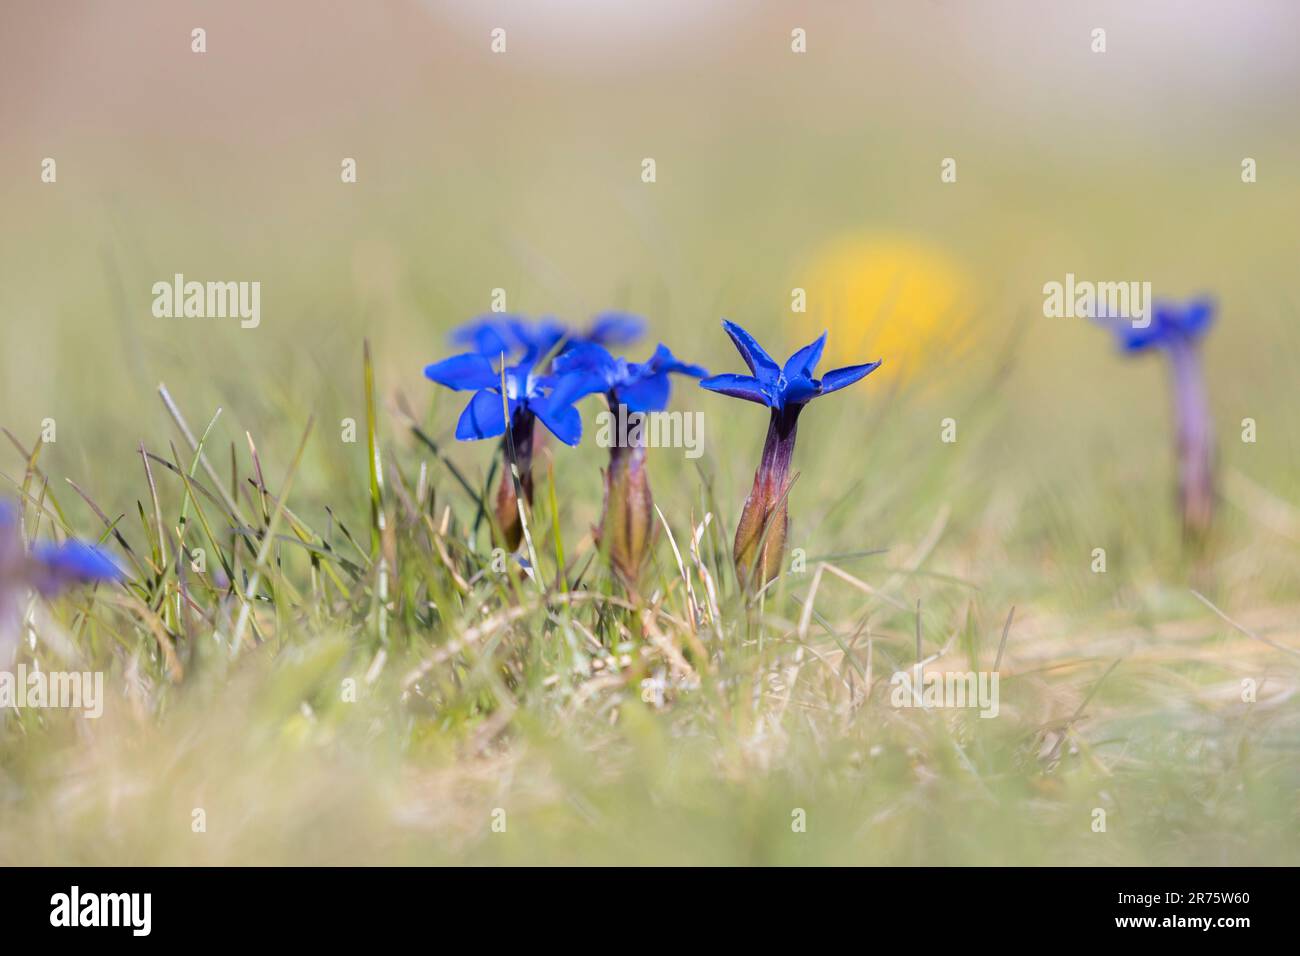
xmin=425 ymin=312 xmax=883 ymax=585
xmin=424 ymin=312 xmax=714 ymax=562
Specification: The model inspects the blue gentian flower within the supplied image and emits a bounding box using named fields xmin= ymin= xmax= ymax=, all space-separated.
xmin=1110 ymin=297 xmax=1215 ymax=353
xmin=424 ymin=349 xmax=587 ymax=551
xmin=1 ymin=501 xmax=122 ymax=661
xmin=700 ymin=320 xmax=882 ymax=587
xmin=424 ymin=352 xmax=582 ymax=446
xmin=1099 ymin=297 xmax=1218 ymax=539
xmin=700 ymin=320 xmax=881 ymax=410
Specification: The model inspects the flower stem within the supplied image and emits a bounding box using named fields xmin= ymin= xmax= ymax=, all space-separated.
xmin=1166 ymin=340 xmax=1215 ymax=541
xmin=598 ymin=400 xmax=654 ymax=587
xmin=733 ymin=404 xmax=801 ymax=587
xmin=495 ymin=409 xmax=535 ymax=551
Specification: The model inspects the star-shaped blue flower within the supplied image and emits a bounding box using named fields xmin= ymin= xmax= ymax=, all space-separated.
xmin=1111 ymin=297 xmax=1216 ymax=353
xmin=548 ymin=342 xmax=708 ymax=413
xmin=699 ymin=321 xmax=881 ymax=409
xmin=696 ymin=321 xmax=882 ymax=587
xmin=423 ymin=352 xmax=583 ymax=445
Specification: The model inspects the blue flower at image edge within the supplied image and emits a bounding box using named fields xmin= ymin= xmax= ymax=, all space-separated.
xmin=423 ymin=353 xmax=583 ymax=445
xmin=1113 ymin=297 xmax=1216 ymax=353
xmin=548 ymin=342 xmax=708 ymax=413
xmin=700 ymin=320 xmax=881 ymax=410
xmin=0 ymin=502 xmax=123 ymax=597
xmin=29 ymin=541 xmax=124 ymax=595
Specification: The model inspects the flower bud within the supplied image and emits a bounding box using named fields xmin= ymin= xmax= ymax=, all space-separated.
xmin=733 ymin=406 xmax=799 ymax=588
xmin=733 ymin=478 xmax=789 ymax=588
xmin=598 ymin=440 xmax=654 ymax=584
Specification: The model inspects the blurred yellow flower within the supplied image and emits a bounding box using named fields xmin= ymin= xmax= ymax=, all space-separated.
xmin=793 ymin=236 xmax=976 ymax=382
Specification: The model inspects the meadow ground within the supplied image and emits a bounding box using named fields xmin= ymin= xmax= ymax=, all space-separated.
xmin=1 ymin=1 xmax=1298 ymax=866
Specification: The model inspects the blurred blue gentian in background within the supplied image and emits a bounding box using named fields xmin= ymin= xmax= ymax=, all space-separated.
xmin=1109 ymin=297 xmax=1216 ymax=354
xmin=1 ymin=501 xmax=122 ymax=662
xmin=1098 ymin=296 xmax=1219 ymax=541
xmin=449 ymin=312 xmax=645 ymax=361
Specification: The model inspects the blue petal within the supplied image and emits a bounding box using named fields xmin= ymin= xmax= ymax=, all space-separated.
xmin=456 ymin=390 xmax=511 ymax=440
xmin=0 ymin=500 xmax=16 ymax=532
xmin=514 ymin=318 xmax=571 ymax=358
xmin=819 ymin=361 xmax=883 ymax=395
xmin=424 ymin=353 xmax=501 ymax=391
xmin=647 ymin=344 xmax=708 ymax=378
xmin=699 ymin=373 xmax=773 ymax=407
xmin=535 ymin=399 xmax=583 ymax=446
xmin=1155 ymin=297 xmax=1215 ymax=341
xmin=721 ymin=320 xmax=780 ymax=385
xmin=1113 ymin=297 xmax=1216 ymax=353
xmin=587 ymin=312 xmax=645 ymax=346
xmin=450 ymin=316 xmax=520 ymax=356
xmin=1179 ymin=298 xmax=1215 ymax=338
xmin=553 ymin=341 xmax=616 ymax=377
xmin=548 ymin=368 xmax=612 ymax=408
xmin=1090 ymin=309 xmax=1160 ymax=352
xmin=782 ymin=374 xmax=822 ymax=406
xmin=783 ymin=331 xmax=827 ymax=381
xmin=618 ymin=372 xmax=672 ymax=412
xmin=1118 ymin=324 xmax=1166 ymax=352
